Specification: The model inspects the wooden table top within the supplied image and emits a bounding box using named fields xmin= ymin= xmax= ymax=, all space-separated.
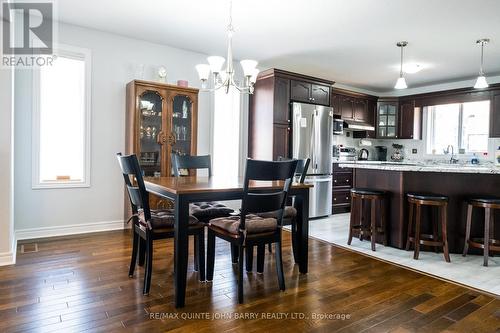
xmin=144 ymin=176 xmax=313 ymax=195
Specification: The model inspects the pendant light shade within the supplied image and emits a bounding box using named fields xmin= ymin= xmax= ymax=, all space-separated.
xmin=394 ymin=77 xmax=408 ymax=90
xmin=394 ymin=41 xmax=408 ymax=90
xmin=474 ymin=39 xmax=490 ymax=89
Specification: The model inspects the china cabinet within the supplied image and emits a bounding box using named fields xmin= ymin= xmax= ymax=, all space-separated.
xmin=125 ymin=80 xmax=198 ymax=210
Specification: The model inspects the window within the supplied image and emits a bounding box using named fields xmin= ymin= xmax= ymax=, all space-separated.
xmin=426 ymin=100 xmax=490 ymax=154
xmin=212 ymin=86 xmax=241 ymax=178
xmin=32 ymin=45 xmax=91 ymax=188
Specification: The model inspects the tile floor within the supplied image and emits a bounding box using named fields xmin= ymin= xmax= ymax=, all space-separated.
xmin=298 ymin=213 xmax=500 ymax=296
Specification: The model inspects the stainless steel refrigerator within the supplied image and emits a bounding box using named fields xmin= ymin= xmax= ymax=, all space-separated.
xmin=292 ymin=102 xmax=333 ymax=218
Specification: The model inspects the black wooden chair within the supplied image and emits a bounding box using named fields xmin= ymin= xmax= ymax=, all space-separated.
xmin=246 ymin=158 xmax=310 ymax=273
xmin=116 ymin=153 xmax=205 ymax=295
xmin=206 ymin=158 xmax=298 ymax=303
xmin=171 ymin=154 xmax=234 ymax=222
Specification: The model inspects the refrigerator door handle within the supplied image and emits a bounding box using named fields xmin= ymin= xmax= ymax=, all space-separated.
xmin=309 ymin=112 xmax=316 ymax=171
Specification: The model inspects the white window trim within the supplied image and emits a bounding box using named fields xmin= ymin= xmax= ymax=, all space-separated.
xmin=32 ymin=44 xmax=92 ymax=189
xmin=423 ymin=101 xmax=490 ymax=157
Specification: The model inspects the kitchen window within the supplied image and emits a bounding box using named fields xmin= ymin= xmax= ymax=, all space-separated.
xmin=32 ymin=45 xmax=91 ymax=188
xmin=425 ymin=100 xmax=490 ymax=154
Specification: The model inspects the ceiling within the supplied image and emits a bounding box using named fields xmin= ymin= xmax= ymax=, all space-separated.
xmin=53 ymin=0 xmax=500 ymax=93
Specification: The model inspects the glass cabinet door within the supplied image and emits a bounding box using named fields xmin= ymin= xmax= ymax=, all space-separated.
xmin=138 ymin=91 xmax=163 ymax=176
xmin=170 ymin=95 xmax=193 ymax=176
xmin=378 ymin=103 xmax=397 ymax=138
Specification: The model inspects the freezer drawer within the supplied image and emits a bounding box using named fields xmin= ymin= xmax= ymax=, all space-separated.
xmin=306 ymin=176 xmax=332 ymax=218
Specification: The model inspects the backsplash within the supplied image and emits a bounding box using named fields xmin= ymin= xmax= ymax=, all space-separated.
xmin=333 ymin=130 xmax=500 ymax=164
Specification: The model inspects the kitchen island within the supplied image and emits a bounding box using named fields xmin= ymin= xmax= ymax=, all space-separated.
xmin=338 ymin=162 xmax=500 ymax=253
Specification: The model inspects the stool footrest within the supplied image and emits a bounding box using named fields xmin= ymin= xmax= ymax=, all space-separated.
xmin=408 ymin=236 xmax=444 ymax=247
xmin=468 ymin=239 xmax=500 ymax=252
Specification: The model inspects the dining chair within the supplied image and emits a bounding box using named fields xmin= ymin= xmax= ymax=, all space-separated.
xmin=206 ymin=158 xmax=298 ymax=303
xmin=249 ymin=158 xmax=310 ymax=272
xmin=172 ymin=154 xmax=235 ymax=263
xmin=116 ymin=153 xmax=205 ymax=295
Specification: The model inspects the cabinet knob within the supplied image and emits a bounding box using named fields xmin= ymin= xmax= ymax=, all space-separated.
xmin=346 ymin=179 xmax=349 ymax=182
xmin=334 ymin=198 xmax=337 ymax=201
xmin=345 ymin=197 xmax=349 ymax=200
xmin=334 ymin=180 xmax=337 ymax=183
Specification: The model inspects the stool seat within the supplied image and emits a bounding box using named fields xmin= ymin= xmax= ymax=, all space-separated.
xmin=468 ymin=197 xmax=500 ymax=205
xmin=350 ymin=188 xmax=385 ymax=196
xmin=407 ymin=193 xmax=448 ymax=202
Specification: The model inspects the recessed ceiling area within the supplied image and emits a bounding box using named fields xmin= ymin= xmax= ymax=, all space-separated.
xmin=53 ymin=0 xmax=500 ymax=93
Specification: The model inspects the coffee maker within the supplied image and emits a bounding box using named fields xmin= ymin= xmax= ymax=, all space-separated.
xmin=375 ymin=146 xmax=388 ymax=161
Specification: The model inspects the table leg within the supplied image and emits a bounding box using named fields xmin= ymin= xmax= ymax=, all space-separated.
xmin=294 ymin=188 xmax=309 ymax=274
xmin=174 ymin=195 xmax=189 ymax=308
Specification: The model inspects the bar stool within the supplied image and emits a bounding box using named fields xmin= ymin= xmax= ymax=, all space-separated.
xmin=405 ymin=193 xmax=450 ymax=262
xmin=348 ymin=188 xmax=387 ymax=251
xmin=463 ymin=197 xmax=500 ymax=266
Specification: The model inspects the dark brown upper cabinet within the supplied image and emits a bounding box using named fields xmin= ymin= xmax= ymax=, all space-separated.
xmin=377 ymin=99 xmax=399 ymax=138
xmin=340 ymin=95 xmax=354 ymax=119
xmin=249 ymin=68 xmax=334 ymax=160
xmin=311 ymin=84 xmax=330 ymax=105
xmin=291 ymin=80 xmax=331 ymax=106
xmin=491 ymin=91 xmax=500 ymax=138
xmin=398 ymin=99 xmax=422 ymax=139
xmin=354 ymin=98 xmax=368 ymax=122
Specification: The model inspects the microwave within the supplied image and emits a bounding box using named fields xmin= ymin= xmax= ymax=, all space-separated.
xmin=333 ymin=118 xmax=344 ymax=135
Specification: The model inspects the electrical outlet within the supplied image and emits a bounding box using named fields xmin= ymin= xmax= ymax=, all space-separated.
xmin=412 ymin=148 xmax=418 ymax=154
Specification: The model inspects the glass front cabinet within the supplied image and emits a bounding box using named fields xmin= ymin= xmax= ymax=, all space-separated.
xmin=126 ymin=80 xmax=198 ymax=210
xmin=377 ymin=99 xmax=399 ymax=139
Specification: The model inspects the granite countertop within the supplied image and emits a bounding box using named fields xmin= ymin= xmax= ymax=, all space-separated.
xmin=337 ymin=160 xmax=500 ymax=174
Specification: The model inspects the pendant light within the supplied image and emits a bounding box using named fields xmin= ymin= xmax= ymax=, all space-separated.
xmin=474 ymin=38 xmax=490 ymax=89
xmin=394 ymin=41 xmax=408 ymax=89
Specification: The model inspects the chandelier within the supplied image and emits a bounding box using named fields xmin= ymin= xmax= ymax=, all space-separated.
xmin=195 ymin=0 xmax=259 ymax=94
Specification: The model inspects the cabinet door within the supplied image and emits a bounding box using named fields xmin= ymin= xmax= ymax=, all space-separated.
xmin=331 ymin=94 xmax=341 ymax=115
xmin=491 ymin=92 xmax=500 ymax=138
xmin=311 ymin=84 xmax=330 ymax=105
xmin=340 ymin=96 xmax=354 ymax=120
xmin=354 ymin=98 xmax=368 ymax=122
xmin=399 ymin=100 xmax=420 ymax=139
xmin=136 ymin=88 xmax=167 ymax=177
xmin=273 ymin=123 xmax=290 ymax=160
xmin=377 ymin=102 xmax=398 ymax=138
xmin=290 ymin=80 xmax=312 ymax=103
xmin=168 ymin=93 xmax=198 ymax=176
xmin=273 ymin=77 xmax=290 ymax=124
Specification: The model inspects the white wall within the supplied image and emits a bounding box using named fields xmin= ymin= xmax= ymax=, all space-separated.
xmin=14 ymin=22 xmax=213 ymax=235
xmin=0 ymin=66 xmax=15 ymax=264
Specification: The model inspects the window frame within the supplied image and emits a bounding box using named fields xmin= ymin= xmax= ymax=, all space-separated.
xmin=424 ymin=100 xmax=490 ymax=155
xmin=32 ymin=44 xmax=92 ymax=189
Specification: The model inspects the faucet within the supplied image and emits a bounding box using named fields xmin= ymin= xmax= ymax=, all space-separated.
xmin=444 ymin=145 xmax=459 ymax=164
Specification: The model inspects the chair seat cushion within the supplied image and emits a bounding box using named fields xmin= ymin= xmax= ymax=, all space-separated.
xmin=256 ymin=206 xmax=297 ymax=220
xmin=209 ymin=214 xmax=277 ymax=235
xmin=189 ymin=202 xmax=234 ymax=221
xmin=351 ymin=188 xmax=385 ymax=196
xmin=407 ymin=193 xmax=448 ymax=202
xmin=469 ymin=197 xmax=500 ymax=205
xmin=138 ymin=209 xmax=199 ymax=230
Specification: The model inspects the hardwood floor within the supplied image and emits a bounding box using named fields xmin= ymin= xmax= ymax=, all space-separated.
xmin=0 ymin=230 xmax=498 ymax=333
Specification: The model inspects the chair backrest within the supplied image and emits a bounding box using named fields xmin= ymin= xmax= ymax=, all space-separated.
xmin=240 ymin=158 xmax=298 ymax=229
xmin=278 ymin=157 xmax=310 ymax=184
xmin=116 ymin=153 xmax=151 ymax=221
xmin=172 ymin=154 xmax=212 ymax=177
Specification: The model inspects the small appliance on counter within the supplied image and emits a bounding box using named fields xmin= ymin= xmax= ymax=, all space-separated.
xmin=375 ymin=146 xmax=388 ymax=161
xmin=358 ymin=148 xmax=369 ymax=161
xmin=333 ymin=146 xmax=357 ymax=161
xmin=390 ymin=144 xmax=404 ymax=162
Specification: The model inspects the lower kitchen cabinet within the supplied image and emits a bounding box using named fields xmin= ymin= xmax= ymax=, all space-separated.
xmin=332 ymin=163 xmax=353 ymax=214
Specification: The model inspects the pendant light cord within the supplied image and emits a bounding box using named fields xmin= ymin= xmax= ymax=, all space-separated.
xmin=227 ymin=0 xmax=234 ymax=32
xmin=479 ymin=42 xmax=484 ymax=75
xmin=399 ymin=45 xmax=404 ymax=77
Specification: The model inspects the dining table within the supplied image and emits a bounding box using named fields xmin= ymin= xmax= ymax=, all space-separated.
xmin=144 ymin=176 xmax=312 ymax=308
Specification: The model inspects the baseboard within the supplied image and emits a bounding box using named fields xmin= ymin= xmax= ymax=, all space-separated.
xmin=0 ymin=236 xmax=17 ymax=266
xmin=15 ymin=220 xmax=125 ymax=241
